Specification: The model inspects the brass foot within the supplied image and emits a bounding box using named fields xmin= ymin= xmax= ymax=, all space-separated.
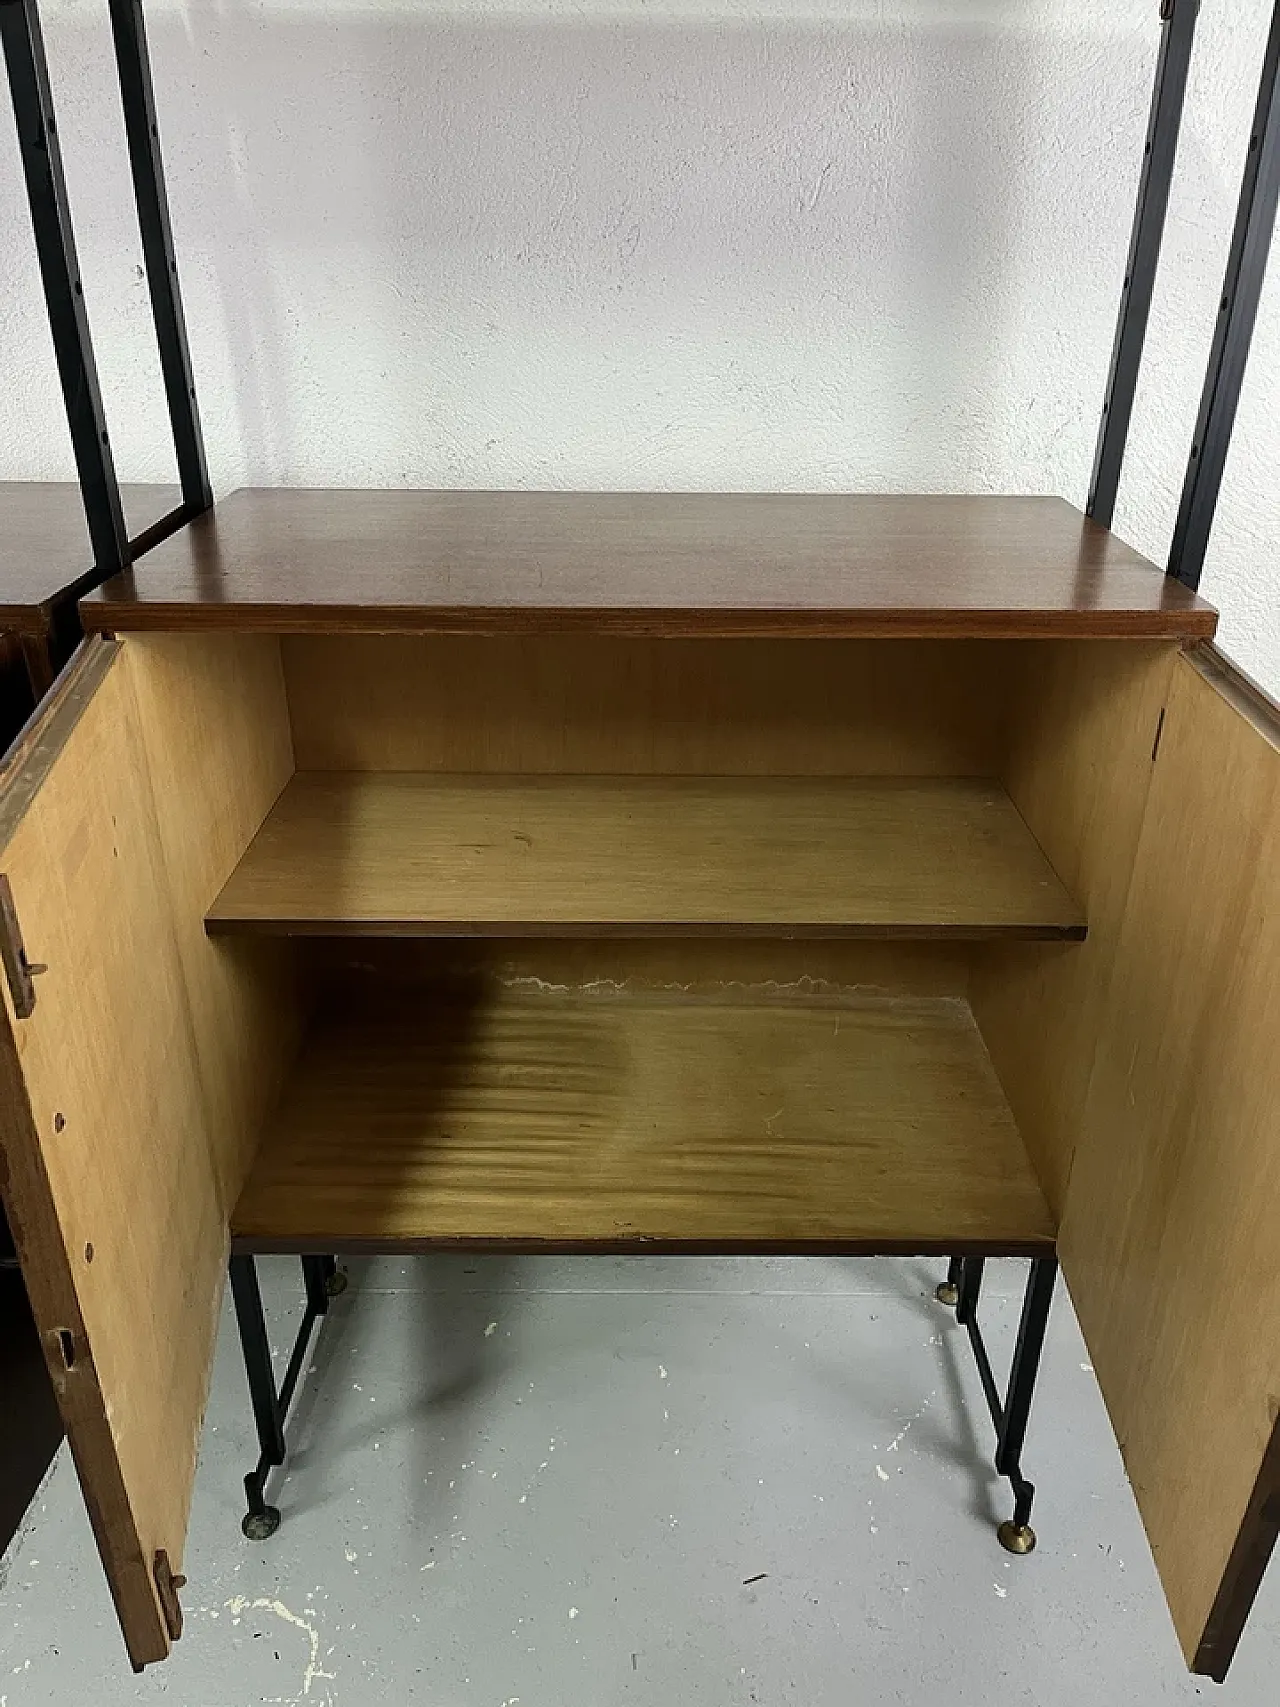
xmin=325 ymin=1267 xmax=348 ymax=1298
xmin=935 ymin=1281 xmax=959 ymax=1308
xmin=997 ymin=1520 xmax=1037 ymax=1556
xmin=242 ymin=1506 xmax=281 ymax=1541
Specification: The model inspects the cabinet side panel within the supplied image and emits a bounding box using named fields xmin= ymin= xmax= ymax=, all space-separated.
xmin=283 ymin=636 xmax=1007 ymax=775
xmin=123 ymin=635 xmax=298 ymax=1213
xmin=0 ymin=641 xmax=214 ymax=1666
xmin=1060 ymin=649 xmax=1280 ymax=1673
xmin=970 ymin=640 xmax=1176 ymax=1213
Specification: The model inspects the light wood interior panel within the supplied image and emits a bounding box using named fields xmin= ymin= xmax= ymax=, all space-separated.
xmin=232 ymin=958 xmax=1054 ymax=1254
xmin=123 ymin=635 xmax=298 ymax=1210
xmin=970 ymin=640 xmax=1176 ymax=1212
xmin=0 ymin=634 xmax=301 ymax=1668
xmin=208 ymin=773 xmax=1084 ymax=940
xmin=0 ymin=642 xmax=214 ymax=1666
xmin=1059 ymin=647 xmax=1280 ymax=1676
xmin=282 ymin=637 xmax=1007 ymax=775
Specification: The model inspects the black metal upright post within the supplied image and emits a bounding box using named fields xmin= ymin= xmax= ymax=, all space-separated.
xmin=1168 ymin=1 xmax=1280 ymax=589
xmin=1 ymin=0 xmax=129 ymax=577
xmin=1088 ymin=0 xmax=1199 ymax=530
xmin=106 ymin=0 xmax=212 ymax=517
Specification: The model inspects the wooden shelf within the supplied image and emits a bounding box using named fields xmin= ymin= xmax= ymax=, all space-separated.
xmin=0 ymin=482 xmax=177 ymax=634
xmin=207 ymin=773 xmax=1086 ymax=940
xmin=230 ymin=982 xmax=1056 ymax=1254
xmin=80 ymin=489 xmax=1218 ymax=640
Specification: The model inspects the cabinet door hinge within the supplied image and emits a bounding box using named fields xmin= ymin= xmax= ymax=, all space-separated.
xmin=0 ymin=875 xmax=46 ymax=1019
xmin=153 ymin=1550 xmax=187 ymax=1642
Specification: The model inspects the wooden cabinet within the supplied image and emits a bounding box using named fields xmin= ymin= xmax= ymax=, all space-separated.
xmin=0 ymin=490 xmax=1274 ymax=1679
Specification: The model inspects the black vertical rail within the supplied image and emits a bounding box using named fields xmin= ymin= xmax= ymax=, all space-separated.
xmin=107 ymin=0 xmax=212 ymax=516
xmin=1 ymin=0 xmax=129 ymax=576
xmin=1169 ymin=1 xmax=1280 ymax=590
xmin=1088 ymin=0 xmax=1199 ymax=530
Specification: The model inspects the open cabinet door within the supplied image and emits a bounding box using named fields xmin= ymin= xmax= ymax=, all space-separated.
xmin=1060 ymin=645 xmax=1280 ymax=1681
xmin=0 ymin=634 xmax=295 ymax=1668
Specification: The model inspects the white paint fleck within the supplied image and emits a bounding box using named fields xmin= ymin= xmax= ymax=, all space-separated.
xmin=519 ymin=1494 xmax=528 ymax=1504
xmin=1080 ymin=1362 xmax=1094 ymax=1372
xmin=658 ymin=1365 xmax=668 ymax=1380
xmin=875 ymin=1465 xmax=890 ymax=1482
xmin=223 ymin=1596 xmax=335 ymax=1697
xmin=421 ymin=1561 xmax=436 ymax=1571
xmin=994 ymin=1583 xmax=1008 ymax=1599
xmin=485 ymin=1320 xmax=498 ymax=1337
xmin=344 ymin=1545 xmax=358 ymax=1563
xmin=886 ymin=1393 xmax=934 ymax=1452
xmin=568 ymin=1607 xmax=579 ymax=1620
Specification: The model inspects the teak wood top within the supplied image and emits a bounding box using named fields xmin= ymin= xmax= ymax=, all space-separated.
xmin=230 ymin=984 xmax=1056 ymax=1254
xmin=207 ymin=773 xmax=1086 ymax=940
xmin=0 ymin=482 xmax=177 ymax=634
xmin=80 ymin=489 xmax=1218 ymax=639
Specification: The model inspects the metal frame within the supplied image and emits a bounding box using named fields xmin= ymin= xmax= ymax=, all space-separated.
xmin=937 ymin=1255 xmax=1059 ymax=1551
xmin=1168 ymin=0 xmax=1280 ymax=589
xmin=1 ymin=0 xmax=210 ymax=594
xmin=1088 ymin=0 xmax=1199 ymax=531
xmin=228 ymin=1253 xmax=345 ymax=1540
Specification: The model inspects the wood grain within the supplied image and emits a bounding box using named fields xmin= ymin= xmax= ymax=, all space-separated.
xmin=969 ymin=641 xmax=1176 ymax=1213
xmin=283 ymin=635 xmax=1009 ymax=776
xmin=0 ymin=640 xmax=209 ymax=1666
xmin=207 ymin=773 xmax=1084 ymax=940
xmin=121 ymin=635 xmax=299 ymax=1212
xmin=0 ymin=482 xmax=177 ymax=634
xmin=0 ymin=633 xmax=302 ymax=1668
xmin=80 ymin=490 xmax=1218 ymax=640
xmin=231 ymin=977 xmax=1055 ymax=1253
xmin=1059 ymin=646 xmax=1280 ymax=1676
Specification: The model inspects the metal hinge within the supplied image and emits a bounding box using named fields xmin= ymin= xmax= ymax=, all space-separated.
xmin=153 ymin=1550 xmax=187 ymax=1642
xmin=0 ymin=875 xmax=46 ymax=1019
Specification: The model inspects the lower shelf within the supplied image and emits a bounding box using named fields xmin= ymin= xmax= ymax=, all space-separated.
xmin=231 ymin=978 xmax=1056 ymax=1255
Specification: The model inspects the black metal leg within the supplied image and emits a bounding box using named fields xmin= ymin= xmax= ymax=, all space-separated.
xmin=301 ymin=1255 xmax=332 ymax=1318
xmin=939 ymin=1256 xmax=1059 ymax=1555
xmin=228 ymin=1253 xmax=343 ymax=1540
xmin=955 ymin=1255 xmax=985 ymax=1327
xmin=229 ymin=1255 xmax=284 ymax=1470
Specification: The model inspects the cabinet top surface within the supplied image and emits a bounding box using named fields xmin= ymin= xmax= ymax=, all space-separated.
xmin=0 ymin=482 xmax=178 ymax=634
xmin=79 ymin=488 xmax=1218 ymax=639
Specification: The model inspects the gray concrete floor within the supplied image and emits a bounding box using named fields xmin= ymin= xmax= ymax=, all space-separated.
xmin=2 ymin=1255 xmax=1276 ymax=1704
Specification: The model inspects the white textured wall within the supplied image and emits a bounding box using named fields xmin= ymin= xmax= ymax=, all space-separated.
xmin=2 ymin=0 xmax=1278 ymax=689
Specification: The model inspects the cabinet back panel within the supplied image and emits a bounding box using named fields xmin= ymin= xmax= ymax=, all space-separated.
xmin=283 ymin=636 xmax=1007 ymax=775
xmin=124 ymin=635 xmax=298 ymax=1212
xmin=305 ymin=937 xmax=972 ymax=1000
xmin=970 ymin=640 xmax=1176 ymax=1213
